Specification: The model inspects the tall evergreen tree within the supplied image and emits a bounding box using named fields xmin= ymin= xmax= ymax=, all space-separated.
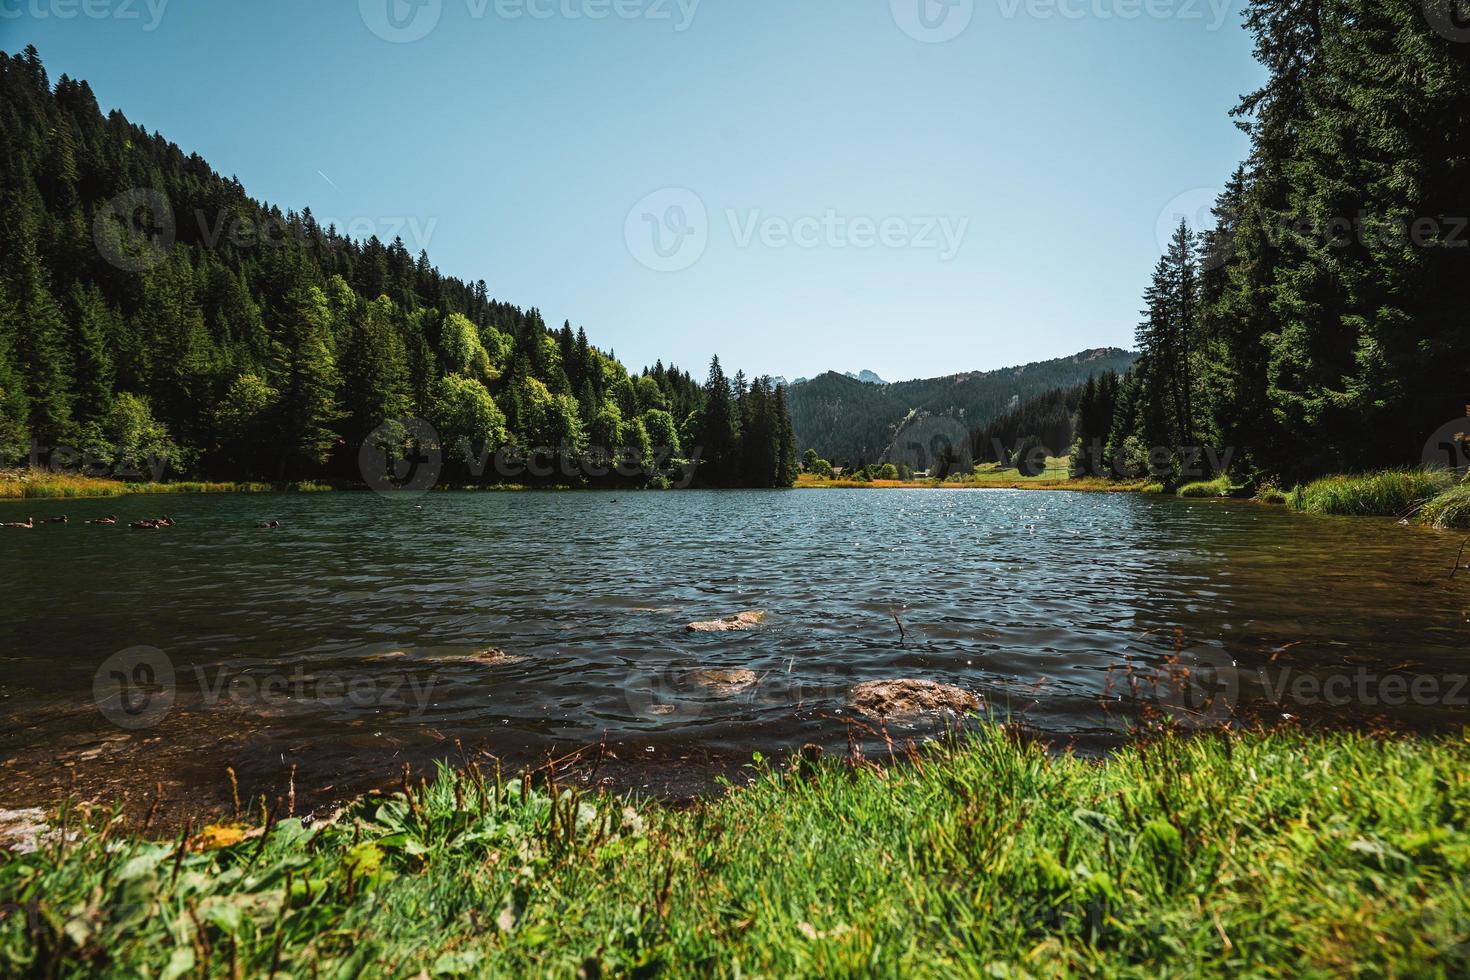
xmin=270 ymin=285 xmax=342 ymax=478
xmin=698 ymin=356 xmax=737 ymax=486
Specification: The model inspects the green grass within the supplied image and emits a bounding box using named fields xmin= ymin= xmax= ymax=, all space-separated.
xmin=0 ymin=474 xmax=277 ymax=499
xmin=1419 ymin=482 xmax=1470 ymax=529
xmin=1290 ymin=468 xmax=1454 ymax=518
xmin=3 ymin=726 xmax=1468 ymax=977
xmin=1177 ymin=474 xmax=1234 ymax=499
xmin=1257 ymin=486 xmax=1289 ymax=505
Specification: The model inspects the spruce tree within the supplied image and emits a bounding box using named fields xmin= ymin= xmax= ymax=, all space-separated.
xmin=698 ymin=356 xmax=737 ymax=486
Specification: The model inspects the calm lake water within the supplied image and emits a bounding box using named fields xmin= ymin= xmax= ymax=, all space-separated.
xmin=2 ymin=489 xmax=1467 ymax=814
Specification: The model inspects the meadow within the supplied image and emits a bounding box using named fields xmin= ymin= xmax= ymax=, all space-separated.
xmin=3 ymin=725 xmax=1467 ymax=977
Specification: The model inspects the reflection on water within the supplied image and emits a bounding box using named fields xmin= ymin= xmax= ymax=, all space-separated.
xmin=1 ymin=489 xmax=1466 ymax=810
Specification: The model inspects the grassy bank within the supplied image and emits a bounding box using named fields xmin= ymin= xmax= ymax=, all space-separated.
xmin=1420 ymin=483 xmax=1470 ymax=529
xmin=798 ymin=460 xmax=1158 ymax=493
xmin=2 ymin=726 xmax=1467 ymax=977
xmin=1288 ymin=468 xmax=1453 ymax=518
xmin=0 ymin=473 xmax=310 ymax=499
xmin=1176 ymin=474 xmax=1236 ymax=499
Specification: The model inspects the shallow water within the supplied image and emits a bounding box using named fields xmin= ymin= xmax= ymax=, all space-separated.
xmin=1 ymin=489 xmax=1467 ymax=812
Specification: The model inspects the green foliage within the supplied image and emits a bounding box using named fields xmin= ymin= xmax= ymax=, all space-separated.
xmin=1099 ymin=4 xmax=1470 ymax=485
xmin=95 ymin=392 xmax=186 ymax=475
xmin=640 ymin=408 xmax=680 ymax=458
xmin=439 ymin=312 xmax=492 ymax=381
xmin=1418 ymin=482 xmax=1470 ymax=529
xmin=1256 ymin=485 xmax=1289 ymax=505
xmin=0 ymin=50 xmax=793 ymax=491
xmin=428 ymin=374 xmax=508 ymax=469
xmin=973 ymin=385 xmax=1082 ymax=466
xmin=1291 ymin=469 xmax=1453 ymax=517
xmin=3 ymin=727 xmax=1468 ymax=976
xmin=803 ymin=450 xmax=836 ymax=479
xmin=1177 ymin=475 xmax=1233 ymax=499
xmin=790 ymin=349 xmax=1137 ymax=466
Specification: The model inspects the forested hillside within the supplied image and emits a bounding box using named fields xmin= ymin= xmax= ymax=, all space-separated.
xmin=0 ymin=47 xmax=797 ymax=489
xmin=969 ymin=382 xmax=1099 ymax=464
xmin=1074 ymin=1 xmax=1470 ymax=484
xmin=788 ymin=348 xmax=1136 ymax=466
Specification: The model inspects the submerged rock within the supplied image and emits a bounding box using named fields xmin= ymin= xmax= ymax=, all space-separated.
xmin=458 ymin=649 xmax=529 ymax=668
xmin=365 ymin=648 xmax=528 ymax=668
xmin=849 ymin=680 xmax=981 ymax=721
xmin=686 ymin=611 xmax=766 ymax=633
xmin=687 ymin=668 xmax=758 ymax=697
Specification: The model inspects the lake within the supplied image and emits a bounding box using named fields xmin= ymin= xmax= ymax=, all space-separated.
xmin=2 ymin=489 xmax=1467 ymax=817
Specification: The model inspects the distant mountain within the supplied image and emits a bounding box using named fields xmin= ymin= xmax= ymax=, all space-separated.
xmin=777 ymin=371 xmax=884 ymax=388
xmin=787 ymin=348 xmax=1136 ymax=465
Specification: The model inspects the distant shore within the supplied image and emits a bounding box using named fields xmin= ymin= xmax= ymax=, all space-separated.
xmin=1 ymin=469 xmax=1154 ymax=500
xmin=795 ymin=473 xmax=1158 ymax=493
xmin=6 ymin=469 xmax=1463 ymax=530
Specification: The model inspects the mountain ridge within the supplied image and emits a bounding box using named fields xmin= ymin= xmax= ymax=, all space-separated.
xmin=787 ymin=347 xmax=1136 ymax=464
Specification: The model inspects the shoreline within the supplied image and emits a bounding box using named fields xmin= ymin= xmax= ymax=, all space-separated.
xmin=0 ymin=473 xmax=1155 ymax=500
xmin=3 ymin=724 xmax=1466 ymax=975
xmin=5 ymin=469 xmax=1462 ymax=531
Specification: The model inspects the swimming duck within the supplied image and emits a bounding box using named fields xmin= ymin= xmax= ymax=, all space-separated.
xmin=2 ymin=517 xmax=35 ymax=529
xmin=87 ymin=516 xmax=117 ymax=525
xmin=256 ymin=519 xmax=281 ymax=529
xmin=45 ymin=516 xmax=67 ymax=524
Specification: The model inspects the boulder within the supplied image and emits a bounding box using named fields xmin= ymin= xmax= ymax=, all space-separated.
xmin=686 ymin=611 xmax=766 ymax=633
xmin=687 ymin=668 xmax=758 ymax=697
xmin=455 ymin=649 xmax=528 ymax=668
xmin=849 ymin=679 xmax=981 ymax=720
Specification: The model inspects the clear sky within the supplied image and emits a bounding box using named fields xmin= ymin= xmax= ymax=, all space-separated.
xmin=3 ymin=0 xmax=1261 ymax=383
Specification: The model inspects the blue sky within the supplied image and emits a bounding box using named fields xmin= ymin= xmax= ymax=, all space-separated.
xmin=4 ymin=0 xmax=1261 ymax=383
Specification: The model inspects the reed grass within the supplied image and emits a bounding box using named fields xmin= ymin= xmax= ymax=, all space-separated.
xmin=2 ymin=726 xmax=1466 ymax=977
xmin=1177 ymin=474 xmax=1234 ymax=498
xmin=1290 ymin=468 xmax=1453 ymax=517
xmin=1419 ymin=482 xmax=1470 ymax=529
xmin=0 ymin=474 xmax=277 ymax=499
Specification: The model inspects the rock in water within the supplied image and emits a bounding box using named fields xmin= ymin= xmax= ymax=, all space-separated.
xmin=687 ymin=668 xmax=758 ymax=697
xmin=849 ymin=680 xmax=981 ymax=720
xmin=460 ymin=649 xmax=528 ymax=668
xmin=686 ymin=611 xmax=766 ymax=633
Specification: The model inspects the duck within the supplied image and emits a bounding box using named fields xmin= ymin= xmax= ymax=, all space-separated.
xmin=256 ymin=519 xmax=281 ymax=529
xmin=1 ymin=517 xmax=35 ymax=529
xmin=45 ymin=516 xmax=67 ymax=524
xmin=87 ymin=515 xmax=117 ymax=525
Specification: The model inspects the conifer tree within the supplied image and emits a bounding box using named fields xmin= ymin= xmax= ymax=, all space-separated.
xmin=698 ymin=356 xmax=737 ymax=486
